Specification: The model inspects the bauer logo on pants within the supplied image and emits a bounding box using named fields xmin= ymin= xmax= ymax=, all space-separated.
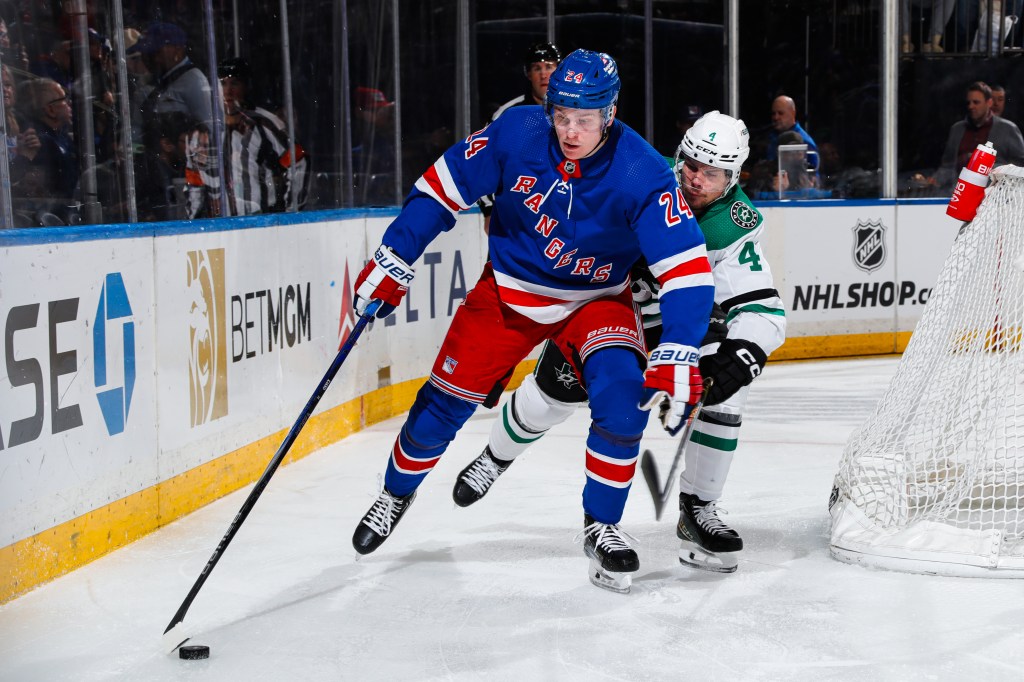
xmin=187 ymin=249 xmax=229 ymax=427
xmin=852 ymin=219 xmax=887 ymax=273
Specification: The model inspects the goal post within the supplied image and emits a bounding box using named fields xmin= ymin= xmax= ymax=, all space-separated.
xmin=829 ymin=165 xmax=1024 ymax=577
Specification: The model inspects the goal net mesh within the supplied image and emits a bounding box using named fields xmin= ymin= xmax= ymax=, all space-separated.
xmin=829 ymin=166 xmax=1024 ymax=577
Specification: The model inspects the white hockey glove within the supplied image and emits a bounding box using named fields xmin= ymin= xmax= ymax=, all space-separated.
xmin=699 ymin=338 xmax=767 ymax=406
xmin=639 ymin=343 xmax=703 ymax=435
xmin=353 ymin=245 xmax=415 ymax=319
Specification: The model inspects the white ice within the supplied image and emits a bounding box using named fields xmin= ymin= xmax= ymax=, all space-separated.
xmin=2 ymin=356 xmax=1023 ymax=681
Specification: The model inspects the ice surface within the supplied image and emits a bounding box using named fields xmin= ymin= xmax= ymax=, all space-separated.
xmin=2 ymin=357 xmax=1023 ymax=681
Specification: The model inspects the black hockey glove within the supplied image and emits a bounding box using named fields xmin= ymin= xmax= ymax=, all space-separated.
xmin=698 ymin=338 xmax=767 ymax=406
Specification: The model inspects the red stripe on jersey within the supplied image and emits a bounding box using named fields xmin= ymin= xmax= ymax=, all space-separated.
xmin=585 ymin=449 xmax=637 ymax=484
xmin=656 ymin=257 xmax=712 ymax=286
xmin=497 ymin=285 xmax=564 ymax=308
xmin=280 ymin=144 xmax=307 ymax=168
xmin=391 ymin=439 xmax=441 ymax=473
xmin=185 ymin=167 xmax=204 ymax=187
xmin=422 ymin=165 xmax=464 ymax=213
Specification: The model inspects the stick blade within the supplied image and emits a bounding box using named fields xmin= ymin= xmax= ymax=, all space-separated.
xmin=162 ymin=622 xmax=191 ymax=654
xmin=640 ymin=450 xmax=667 ymax=521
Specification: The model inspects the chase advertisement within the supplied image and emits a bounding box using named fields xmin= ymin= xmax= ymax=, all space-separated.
xmin=0 ymin=241 xmax=158 ymax=547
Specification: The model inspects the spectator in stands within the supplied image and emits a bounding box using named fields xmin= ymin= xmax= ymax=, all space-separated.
xmin=676 ymin=104 xmax=703 ymax=138
xmin=764 ymin=95 xmax=818 ymax=170
xmin=0 ymin=17 xmax=29 ymax=73
xmin=935 ymin=81 xmax=1024 ymax=191
xmin=962 ymin=0 xmax=1023 ymax=52
xmin=3 ymin=65 xmax=39 ymax=169
xmin=489 ymin=42 xmax=561 ymax=121
xmin=900 ymin=0 xmax=955 ymax=53
xmin=35 ymin=39 xmax=72 ymax=93
xmin=185 ymin=58 xmax=309 ymax=217
xmin=12 ymin=78 xmax=77 ymax=201
xmin=137 ymin=22 xmax=212 ymax=128
xmin=991 ymin=83 xmax=1007 ymax=117
xmin=352 ymin=85 xmax=397 ymax=205
xmin=136 ymin=111 xmax=195 ymax=221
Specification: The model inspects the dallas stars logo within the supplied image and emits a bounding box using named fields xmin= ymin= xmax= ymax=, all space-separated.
xmin=555 ymin=363 xmax=579 ymax=389
xmin=730 ymin=201 xmax=758 ymax=229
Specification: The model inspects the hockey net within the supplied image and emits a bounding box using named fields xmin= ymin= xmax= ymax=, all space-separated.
xmin=829 ymin=165 xmax=1024 ymax=577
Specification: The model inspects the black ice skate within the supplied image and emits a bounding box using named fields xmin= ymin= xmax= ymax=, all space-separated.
xmin=676 ymin=492 xmax=743 ymax=573
xmin=580 ymin=514 xmax=639 ymax=594
xmin=352 ymin=488 xmax=417 ymax=555
xmin=452 ymin=446 xmax=511 ymax=507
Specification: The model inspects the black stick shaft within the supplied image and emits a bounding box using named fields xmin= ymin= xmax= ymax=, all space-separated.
xmin=163 ymin=303 xmax=379 ymax=635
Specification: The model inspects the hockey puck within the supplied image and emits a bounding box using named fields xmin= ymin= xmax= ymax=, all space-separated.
xmin=179 ymin=644 xmax=210 ymax=660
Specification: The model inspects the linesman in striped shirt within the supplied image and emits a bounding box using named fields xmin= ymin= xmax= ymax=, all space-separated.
xmin=186 ymin=58 xmax=309 ymax=217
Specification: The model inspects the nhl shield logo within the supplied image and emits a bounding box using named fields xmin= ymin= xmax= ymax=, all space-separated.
xmin=852 ymin=219 xmax=887 ymax=273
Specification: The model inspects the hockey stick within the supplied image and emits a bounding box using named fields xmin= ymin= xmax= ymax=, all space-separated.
xmin=640 ymin=379 xmax=711 ymax=521
xmin=162 ymin=299 xmax=381 ymax=653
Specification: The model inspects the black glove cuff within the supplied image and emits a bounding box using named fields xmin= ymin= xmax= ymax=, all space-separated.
xmin=720 ymin=338 xmax=767 ymax=370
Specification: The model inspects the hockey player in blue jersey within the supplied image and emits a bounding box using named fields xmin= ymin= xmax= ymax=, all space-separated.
xmin=350 ymin=49 xmax=714 ymax=593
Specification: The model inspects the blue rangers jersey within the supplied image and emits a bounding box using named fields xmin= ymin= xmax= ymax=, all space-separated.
xmin=381 ymin=105 xmax=713 ymax=350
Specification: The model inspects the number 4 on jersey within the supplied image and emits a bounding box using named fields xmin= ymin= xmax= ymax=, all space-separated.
xmin=739 ymin=241 xmax=763 ymax=271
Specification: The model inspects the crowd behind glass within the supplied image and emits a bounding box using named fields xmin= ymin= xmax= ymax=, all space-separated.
xmin=1 ymin=0 xmax=1022 ymax=229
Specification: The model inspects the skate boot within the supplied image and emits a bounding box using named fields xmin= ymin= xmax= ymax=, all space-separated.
xmin=452 ymin=446 xmax=511 ymax=507
xmin=352 ymin=488 xmax=417 ymax=555
xmin=676 ymin=492 xmax=742 ymax=573
xmin=580 ymin=514 xmax=639 ymax=594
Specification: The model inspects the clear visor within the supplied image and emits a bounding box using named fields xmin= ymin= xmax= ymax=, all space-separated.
xmin=549 ymin=107 xmax=606 ymax=133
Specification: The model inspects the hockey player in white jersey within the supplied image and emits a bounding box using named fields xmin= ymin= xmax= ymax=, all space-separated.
xmin=453 ymin=110 xmax=787 ymax=574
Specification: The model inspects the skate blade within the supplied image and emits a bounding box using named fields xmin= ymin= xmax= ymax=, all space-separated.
xmin=588 ymin=559 xmax=632 ymax=594
xmin=679 ymin=541 xmax=738 ymax=574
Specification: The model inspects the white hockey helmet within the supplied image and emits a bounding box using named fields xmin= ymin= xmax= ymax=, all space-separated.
xmin=674 ymin=110 xmax=750 ymax=193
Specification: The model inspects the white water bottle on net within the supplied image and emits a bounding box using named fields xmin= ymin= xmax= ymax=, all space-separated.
xmin=829 ymin=165 xmax=1024 ymax=577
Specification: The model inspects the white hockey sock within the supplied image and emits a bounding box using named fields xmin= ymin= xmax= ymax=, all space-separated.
xmin=489 ymin=374 xmax=578 ymax=461
xmin=679 ymin=409 xmax=741 ymax=501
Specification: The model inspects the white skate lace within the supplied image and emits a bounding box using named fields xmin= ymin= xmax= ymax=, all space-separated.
xmin=694 ymin=501 xmax=733 ymax=535
xmin=461 ymin=454 xmax=506 ymax=494
xmin=363 ymin=491 xmax=402 ymax=537
xmin=576 ymin=520 xmax=637 ymax=552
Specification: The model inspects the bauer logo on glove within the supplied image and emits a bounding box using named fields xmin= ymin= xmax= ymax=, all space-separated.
xmin=353 ymin=245 xmax=416 ymax=319
xmin=648 ymin=345 xmax=701 ymax=365
xmin=640 ymin=343 xmax=703 ymax=435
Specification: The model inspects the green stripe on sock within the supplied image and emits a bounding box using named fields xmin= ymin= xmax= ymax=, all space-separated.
xmin=725 ymin=304 xmax=785 ymax=324
xmin=503 ymin=404 xmax=545 ymax=444
xmin=690 ymin=430 xmax=738 ymax=452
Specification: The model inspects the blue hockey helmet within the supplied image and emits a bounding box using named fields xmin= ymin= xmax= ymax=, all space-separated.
xmin=545 ymin=49 xmax=620 ymax=125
